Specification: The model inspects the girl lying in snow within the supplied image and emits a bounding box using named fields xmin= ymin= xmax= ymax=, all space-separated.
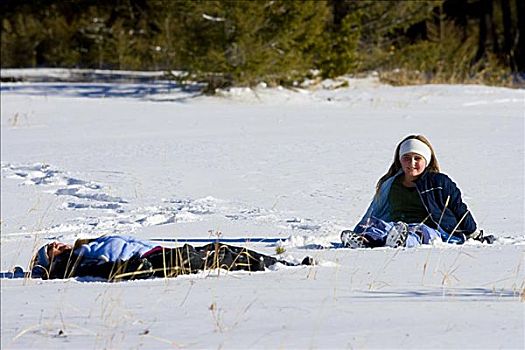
xmin=30 ymin=235 xmax=313 ymax=281
xmin=342 ymin=134 xmax=492 ymax=249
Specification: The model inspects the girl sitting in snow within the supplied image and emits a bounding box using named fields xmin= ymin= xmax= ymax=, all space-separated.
xmin=30 ymin=235 xmax=312 ymax=281
xmin=342 ymin=134 xmax=490 ymax=249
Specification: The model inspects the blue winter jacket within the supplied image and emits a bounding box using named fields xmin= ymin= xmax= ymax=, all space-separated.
xmin=354 ymin=170 xmax=477 ymax=236
xmin=74 ymin=235 xmax=156 ymax=263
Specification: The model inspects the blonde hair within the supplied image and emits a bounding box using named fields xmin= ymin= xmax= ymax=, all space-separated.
xmin=375 ymin=135 xmax=440 ymax=194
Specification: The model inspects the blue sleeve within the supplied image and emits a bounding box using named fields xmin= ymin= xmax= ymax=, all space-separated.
xmin=353 ymin=200 xmax=375 ymax=233
xmin=445 ymin=177 xmax=477 ymax=234
xmin=76 ymin=236 xmax=155 ymax=263
xmin=353 ymin=180 xmax=393 ymax=232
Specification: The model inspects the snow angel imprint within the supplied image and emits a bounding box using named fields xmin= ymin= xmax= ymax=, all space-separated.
xmin=341 ymin=134 xmax=493 ymax=249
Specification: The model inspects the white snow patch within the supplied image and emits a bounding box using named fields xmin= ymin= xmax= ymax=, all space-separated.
xmin=1 ymin=71 xmax=523 ymax=349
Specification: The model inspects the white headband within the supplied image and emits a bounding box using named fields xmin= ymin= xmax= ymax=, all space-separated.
xmin=399 ymin=138 xmax=432 ymax=165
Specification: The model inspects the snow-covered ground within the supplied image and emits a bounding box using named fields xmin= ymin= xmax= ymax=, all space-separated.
xmin=1 ymin=70 xmax=524 ymax=349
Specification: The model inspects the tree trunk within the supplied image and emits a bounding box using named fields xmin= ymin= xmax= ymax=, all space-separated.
xmin=500 ymin=0 xmax=512 ymax=53
xmin=485 ymin=0 xmax=499 ymax=53
xmin=473 ymin=0 xmax=488 ymax=63
xmin=331 ymin=0 xmax=348 ymax=29
xmin=500 ymin=0 xmax=513 ymax=69
xmin=473 ymin=0 xmax=499 ymax=63
xmin=515 ymin=0 xmax=525 ymax=72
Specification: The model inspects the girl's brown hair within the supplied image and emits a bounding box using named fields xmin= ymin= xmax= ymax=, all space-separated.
xmin=375 ymin=134 xmax=440 ymax=194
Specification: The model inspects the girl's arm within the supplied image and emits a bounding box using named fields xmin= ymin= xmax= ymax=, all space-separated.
xmin=446 ymin=177 xmax=477 ymax=234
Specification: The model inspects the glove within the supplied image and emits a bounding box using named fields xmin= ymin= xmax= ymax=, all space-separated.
xmin=467 ymin=230 xmax=496 ymax=244
xmin=482 ymin=234 xmax=496 ymax=244
xmin=467 ymin=230 xmax=484 ymax=241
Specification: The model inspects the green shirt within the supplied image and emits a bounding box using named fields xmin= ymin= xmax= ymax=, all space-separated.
xmin=389 ymin=176 xmax=429 ymax=225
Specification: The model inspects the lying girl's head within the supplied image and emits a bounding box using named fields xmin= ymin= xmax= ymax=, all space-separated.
xmin=31 ymin=242 xmax=73 ymax=279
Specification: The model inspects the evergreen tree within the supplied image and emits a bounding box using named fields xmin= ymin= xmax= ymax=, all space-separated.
xmin=0 ymin=0 xmax=520 ymax=87
xmin=169 ymin=0 xmax=330 ymax=88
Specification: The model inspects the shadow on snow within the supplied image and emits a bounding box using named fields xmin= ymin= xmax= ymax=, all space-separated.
xmin=0 ymin=82 xmax=204 ymax=102
xmin=346 ymin=287 xmax=520 ymax=301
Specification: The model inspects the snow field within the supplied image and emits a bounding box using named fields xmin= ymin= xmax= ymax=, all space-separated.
xmin=1 ymin=73 xmax=524 ymax=348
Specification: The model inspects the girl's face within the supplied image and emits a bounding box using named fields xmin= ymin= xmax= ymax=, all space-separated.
xmin=47 ymin=242 xmax=72 ymax=260
xmin=400 ymin=152 xmax=426 ymax=179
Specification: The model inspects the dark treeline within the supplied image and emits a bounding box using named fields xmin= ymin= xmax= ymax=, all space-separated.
xmin=1 ymin=0 xmax=523 ymax=87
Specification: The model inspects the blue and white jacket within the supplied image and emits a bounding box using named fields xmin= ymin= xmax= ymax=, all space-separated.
xmin=354 ymin=170 xmax=477 ymax=237
xmin=74 ymin=235 xmax=156 ymax=264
